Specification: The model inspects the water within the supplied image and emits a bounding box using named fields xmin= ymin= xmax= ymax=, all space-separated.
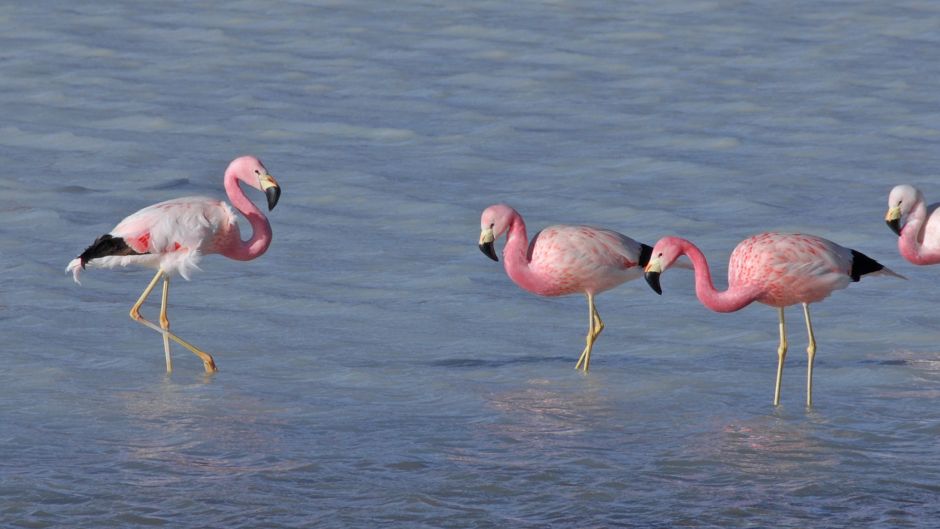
xmin=2 ymin=1 xmax=940 ymax=527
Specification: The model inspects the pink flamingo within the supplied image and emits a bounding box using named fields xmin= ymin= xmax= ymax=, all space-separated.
xmin=885 ymin=184 xmax=940 ymax=265
xmin=643 ymin=232 xmax=903 ymax=406
xmin=66 ymin=156 xmax=281 ymax=373
xmin=478 ymin=204 xmax=653 ymax=371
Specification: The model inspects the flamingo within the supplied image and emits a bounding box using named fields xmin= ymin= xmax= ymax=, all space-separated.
xmin=478 ymin=204 xmax=653 ymax=371
xmin=885 ymin=184 xmax=940 ymax=265
xmin=643 ymin=232 xmax=903 ymax=406
xmin=66 ymin=155 xmax=281 ymax=373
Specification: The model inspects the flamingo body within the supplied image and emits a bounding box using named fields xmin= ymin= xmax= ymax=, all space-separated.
xmin=478 ymin=204 xmax=652 ymax=371
xmin=886 ymin=184 xmax=940 ymax=265
xmin=68 ymin=196 xmax=239 ymax=282
xmin=66 ymin=155 xmax=281 ymax=373
xmin=727 ymin=233 xmax=857 ymax=307
xmin=645 ymin=232 xmax=902 ymax=406
xmin=516 ymin=225 xmax=648 ymax=296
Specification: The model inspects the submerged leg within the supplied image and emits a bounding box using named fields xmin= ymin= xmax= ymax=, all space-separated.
xmin=575 ymin=293 xmax=598 ymax=372
xmin=773 ymin=307 xmax=788 ymax=406
xmin=130 ymin=270 xmax=218 ymax=373
xmin=803 ymin=303 xmax=817 ymax=407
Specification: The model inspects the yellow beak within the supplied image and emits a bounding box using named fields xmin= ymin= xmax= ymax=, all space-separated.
xmin=259 ymin=174 xmax=280 ymax=210
xmin=479 ymin=228 xmax=497 ymax=261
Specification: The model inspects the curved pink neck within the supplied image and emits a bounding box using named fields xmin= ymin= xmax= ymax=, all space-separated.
xmin=679 ymin=239 xmax=757 ymax=313
xmin=898 ymin=200 xmax=940 ymax=265
xmin=221 ymin=170 xmax=272 ymax=261
xmin=501 ymin=213 xmax=543 ymax=293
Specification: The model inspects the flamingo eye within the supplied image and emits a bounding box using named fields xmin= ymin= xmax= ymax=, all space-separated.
xmin=490 ymin=223 xmax=495 ymax=228
xmin=254 ymin=169 xmax=261 ymax=175
xmin=658 ymin=252 xmax=663 ymax=257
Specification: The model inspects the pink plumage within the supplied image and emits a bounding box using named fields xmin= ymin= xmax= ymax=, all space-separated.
xmin=478 ymin=204 xmax=653 ymax=371
xmin=645 ymin=232 xmax=903 ymax=406
xmin=885 ymin=184 xmax=940 ymax=265
xmin=66 ymin=155 xmax=281 ymax=373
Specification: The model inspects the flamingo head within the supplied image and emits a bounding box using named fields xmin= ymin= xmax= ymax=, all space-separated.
xmin=643 ymin=236 xmax=686 ymax=295
xmin=885 ymin=184 xmax=921 ymax=236
xmin=228 ymin=155 xmax=281 ymax=210
xmin=478 ymin=204 xmax=517 ymax=262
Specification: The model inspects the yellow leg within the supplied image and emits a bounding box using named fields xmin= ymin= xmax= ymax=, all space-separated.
xmin=773 ymin=307 xmax=788 ymax=406
xmin=129 ymin=269 xmax=164 ymax=321
xmin=129 ymin=270 xmax=218 ymax=373
xmin=575 ymin=293 xmax=598 ymax=372
xmin=593 ymin=310 xmax=605 ymax=340
xmin=160 ymin=274 xmax=173 ymax=373
xmin=803 ymin=303 xmax=817 ymax=407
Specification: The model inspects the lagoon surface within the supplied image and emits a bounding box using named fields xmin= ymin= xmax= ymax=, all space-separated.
xmin=2 ymin=1 xmax=940 ymax=527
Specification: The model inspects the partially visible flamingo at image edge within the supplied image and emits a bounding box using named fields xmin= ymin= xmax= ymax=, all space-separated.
xmin=66 ymin=156 xmax=281 ymax=373
xmin=885 ymin=184 xmax=940 ymax=266
xmin=643 ymin=232 xmax=904 ymax=406
xmin=478 ymin=203 xmax=653 ymax=371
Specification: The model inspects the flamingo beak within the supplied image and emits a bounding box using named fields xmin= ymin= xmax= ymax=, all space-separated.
xmin=260 ymin=174 xmax=281 ymax=211
xmin=479 ymin=228 xmax=498 ymax=261
xmin=885 ymin=206 xmax=902 ymax=236
xmin=644 ymin=258 xmax=663 ymax=295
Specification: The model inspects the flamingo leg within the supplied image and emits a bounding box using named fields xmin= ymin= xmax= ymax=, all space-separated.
xmin=803 ymin=303 xmax=817 ymax=407
xmin=129 ymin=269 xmax=165 ymax=321
xmin=773 ymin=307 xmax=788 ymax=406
xmin=160 ymin=275 xmax=172 ymax=373
xmin=575 ymin=293 xmax=598 ymax=372
xmin=593 ymin=310 xmax=605 ymax=340
xmin=129 ymin=270 xmax=218 ymax=374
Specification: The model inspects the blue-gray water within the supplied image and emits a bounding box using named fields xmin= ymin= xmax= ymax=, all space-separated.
xmin=2 ymin=1 xmax=940 ymax=527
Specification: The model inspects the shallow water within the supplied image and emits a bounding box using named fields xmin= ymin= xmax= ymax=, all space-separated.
xmin=2 ymin=1 xmax=940 ymax=527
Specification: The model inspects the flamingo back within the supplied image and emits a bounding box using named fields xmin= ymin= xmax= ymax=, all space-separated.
xmin=728 ymin=233 xmax=853 ymax=307
xmin=525 ymin=225 xmax=646 ymax=296
xmin=103 ymin=196 xmax=238 ymax=279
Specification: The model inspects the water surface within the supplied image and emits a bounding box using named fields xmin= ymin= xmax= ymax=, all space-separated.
xmin=2 ymin=1 xmax=940 ymax=527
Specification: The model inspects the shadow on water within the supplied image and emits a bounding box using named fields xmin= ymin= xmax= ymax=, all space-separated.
xmin=141 ymin=178 xmax=192 ymax=190
xmin=431 ymin=355 xmax=572 ymax=368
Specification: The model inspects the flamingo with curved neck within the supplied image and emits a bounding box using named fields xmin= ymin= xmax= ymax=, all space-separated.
xmin=644 ymin=233 xmax=903 ymax=407
xmin=478 ymin=203 xmax=653 ymax=371
xmin=66 ymin=155 xmax=282 ymax=373
xmin=221 ymin=158 xmax=277 ymax=261
xmin=885 ymin=184 xmax=940 ymax=265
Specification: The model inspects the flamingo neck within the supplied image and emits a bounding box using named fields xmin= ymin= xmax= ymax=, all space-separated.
xmin=680 ymin=239 xmax=757 ymax=313
xmin=221 ymin=170 xmax=272 ymax=261
xmin=501 ymin=213 xmax=542 ymax=293
xmin=898 ymin=199 xmax=940 ymax=265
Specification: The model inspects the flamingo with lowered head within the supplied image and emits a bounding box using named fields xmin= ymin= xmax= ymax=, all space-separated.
xmin=643 ymin=232 xmax=903 ymax=406
xmin=885 ymin=184 xmax=940 ymax=265
xmin=66 ymin=155 xmax=281 ymax=373
xmin=478 ymin=204 xmax=653 ymax=371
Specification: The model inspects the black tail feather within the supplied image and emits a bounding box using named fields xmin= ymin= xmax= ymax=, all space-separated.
xmin=850 ymin=249 xmax=884 ymax=282
xmin=78 ymin=234 xmax=142 ymax=269
xmin=638 ymin=243 xmax=653 ymax=267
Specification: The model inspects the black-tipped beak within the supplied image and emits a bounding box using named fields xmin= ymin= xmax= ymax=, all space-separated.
xmin=645 ymin=271 xmax=662 ymax=295
xmin=886 ymin=218 xmax=901 ymax=236
xmin=479 ymin=241 xmax=498 ymax=261
xmin=265 ymin=185 xmax=281 ymax=211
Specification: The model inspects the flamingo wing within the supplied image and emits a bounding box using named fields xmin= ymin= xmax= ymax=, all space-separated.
xmin=730 ymin=233 xmax=854 ymax=305
xmin=112 ymin=196 xmax=234 ymax=255
xmin=528 ymin=225 xmax=647 ymax=295
xmin=68 ymin=196 xmax=236 ymax=282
